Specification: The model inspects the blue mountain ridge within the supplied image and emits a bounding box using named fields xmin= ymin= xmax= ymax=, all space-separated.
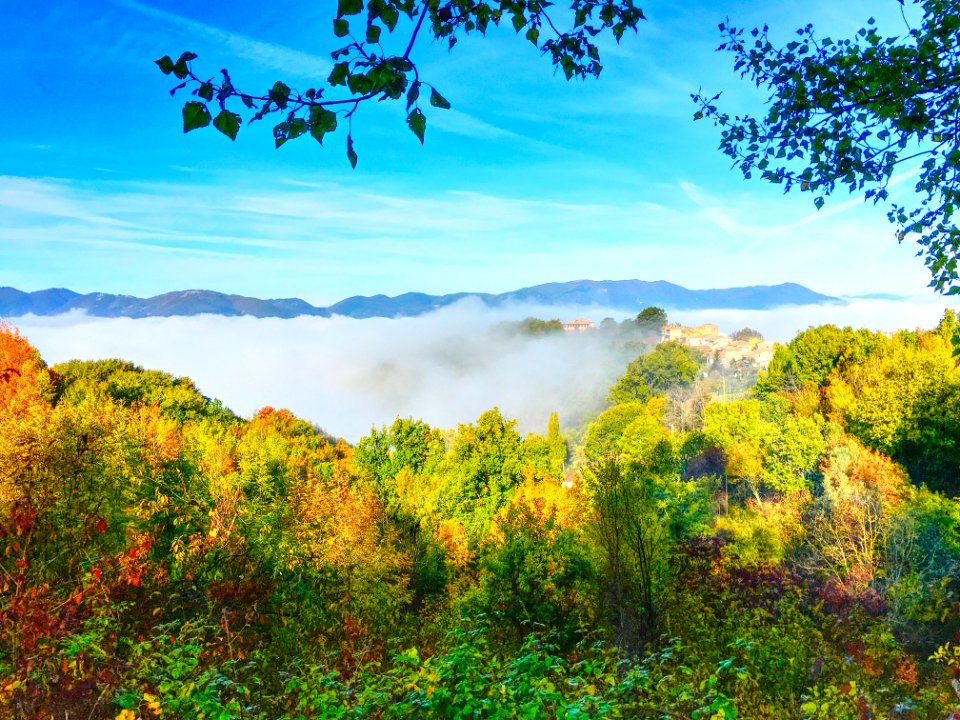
xmin=0 ymin=280 xmax=841 ymax=319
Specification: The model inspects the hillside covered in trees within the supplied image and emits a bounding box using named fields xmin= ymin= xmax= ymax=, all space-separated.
xmin=2 ymin=315 xmax=960 ymax=718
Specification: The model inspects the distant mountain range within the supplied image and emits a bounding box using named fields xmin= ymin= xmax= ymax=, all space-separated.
xmin=0 ymin=280 xmax=840 ymax=320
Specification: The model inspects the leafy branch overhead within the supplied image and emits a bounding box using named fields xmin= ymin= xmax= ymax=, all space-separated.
xmin=692 ymin=0 xmax=960 ymax=293
xmin=155 ymin=0 xmax=645 ymax=167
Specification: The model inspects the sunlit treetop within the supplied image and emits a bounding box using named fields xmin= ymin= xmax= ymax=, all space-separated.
xmin=693 ymin=0 xmax=960 ymax=293
xmin=155 ymin=0 xmax=645 ymax=166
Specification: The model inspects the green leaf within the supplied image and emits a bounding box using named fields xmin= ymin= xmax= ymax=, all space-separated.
xmin=381 ymin=5 xmax=399 ymax=31
xmin=197 ymin=82 xmax=214 ymax=101
xmin=406 ymin=81 xmax=420 ymax=110
xmin=182 ymin=101 xmax=211 ymax=133
xmin=274 ymin=121 xmax=289 ymax=149
xmin=338 ymin=0 xmax=362 ymax=17
xmin=814 ymin=196 xmax=825 ymax=210
xmin=171 ymin=51 xmax=197 ymax=80
xmin=347 ymin=73 xmax=372 ymax=95
xmin=154 ymin=56 xmax=175 ymax=74
xmin=269 ymin=81 xmax=291 ymax=108
xmin=347 ymin=134 xmax=358 ymax=168
xmin=213 ymin=109 xmax=241 ymax=140
xmin=407 ymin=108 xmax=426 ymax=144
xmin=366 ymin=24 xmax=382 ymax=43
xmin=334 ymin=18 xmax=350 ymax=37
xmin=525 ymin=27 xmax=539 ymax=45
xmin=429 ymin=88 xmax=451 ymax=110
xmin=288 ymin=117 xmax=308 ymax=139
xmin=329 ymin=62 xmax=350 ymax=87
xmin=309 ymin=106 xmax=338 ymax=144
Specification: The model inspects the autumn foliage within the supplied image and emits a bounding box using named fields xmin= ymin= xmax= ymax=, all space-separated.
xmin=0 ymin=319 xmax=959 ymax=718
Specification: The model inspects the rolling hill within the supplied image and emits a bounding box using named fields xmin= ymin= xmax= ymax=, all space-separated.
xmin=0 ymin=280 xmax=840 ymax=319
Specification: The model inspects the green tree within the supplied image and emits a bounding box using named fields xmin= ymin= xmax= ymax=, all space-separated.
xmin=703 ymin=397 xmax=824 ymax=500
xmin=53 ymin=358 xmax=236 ymax=424
xmin=884 ymin=486 xmax=960 ymax=637
xmin=693 ymin=1 xmax=960 ymax=292
xmin=582 ymin=458 xmax=665 ymax=651
xmin=731 ymin=327 xmax=763 ymax=342
xmin=822 ymin=327 xmax=960 ymax=495
xmin=517 ymin=317 xmax=565 ymax=336
xmin=520 ymin=411 xmax=567 ymax=477
xmin=354 ymin=416 xmax=441 ymax=512
xmin=155 ymin=1 xmax=645 ymax=164
xmin=608 ymin=367 xmax=654 ymax=405
xmin=635 ymin=306 xmax=668 ymax=334
xmin=478 ymin=497 xmax=596 ymax=647
xmin=436 ymin=407 xmax=526 ymax=540
xmin=581 ymin=397 xmax=677 ymax=476
xmin=546 ymin=410 xmax=565 ymax=462
xmin=755 ymin=325 xmax=881 ymax=395
xmin=608 ymin=341 xmax=704 ymax=404
xmin=584 ymin=400 xmax=651 ymax=461
xmin=936 ymin=307 xmax=960 ymax=353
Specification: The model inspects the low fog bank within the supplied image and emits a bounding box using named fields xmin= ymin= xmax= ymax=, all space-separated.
xmin=10 ymin=297 xmax=956 ymax=442
xmin=667 ymin=297 xmax=958 ymax=343
xmin=12 ymin=300 xmax=629 ymax=442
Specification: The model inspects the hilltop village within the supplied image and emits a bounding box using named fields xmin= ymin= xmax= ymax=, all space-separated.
xmin=561 ymin=317 xmax=776 ymax=368
xmin=659 ymin=322 xmax=776 ymax=367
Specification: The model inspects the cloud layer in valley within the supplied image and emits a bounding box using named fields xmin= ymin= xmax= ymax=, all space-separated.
xmin=10 ymin=297 xmax=957 ymax=442
xmin=12 ymin=302 xmax=627 ymax=441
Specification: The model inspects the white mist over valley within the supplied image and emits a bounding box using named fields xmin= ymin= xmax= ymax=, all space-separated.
xmin=10 ymin=296 xmax=956 ymax=442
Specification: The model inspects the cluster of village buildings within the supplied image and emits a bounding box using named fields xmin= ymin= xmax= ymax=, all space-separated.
xmin=561 ymin=318 xmax=776 ymax=368
xmin=660 ymin=322 xmax=776 ymax=367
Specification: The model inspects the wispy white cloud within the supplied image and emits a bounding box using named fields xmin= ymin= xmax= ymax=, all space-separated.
xmin=429 ymin=108 xmax=522 ymax=141
xmin=0 ymin=170 xmax=938 ymax=301
xmin=0 ymin=226 xmax=242 ymax=258
xmin=0 ymin=176 xmax=224 ymax=244
xmin=788 ymin=165 xmax=921 ymax=227
xmin=0 ymin=176 xmax=157 ymax=232
xmin=679 ymin=179 xmax=873 ymax=241
xmin=113 ymin=0 xmax=331 ymax=77
xmin=679 ymin=159 xmax=925 ymax=247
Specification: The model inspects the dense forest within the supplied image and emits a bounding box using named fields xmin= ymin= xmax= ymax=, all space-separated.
xmin=2 ymin=313 xmax=960 ymax=719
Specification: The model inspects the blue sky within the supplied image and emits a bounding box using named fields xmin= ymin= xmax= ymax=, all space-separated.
xmin=1 ymin=0 xmax=948 ymax=305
